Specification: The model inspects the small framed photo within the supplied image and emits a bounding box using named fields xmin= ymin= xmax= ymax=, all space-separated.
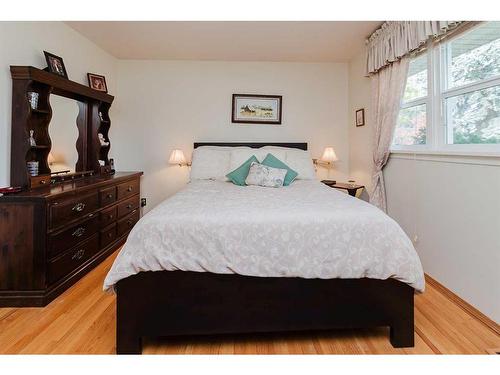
xmin=355 ymin=108 xmax=365 ymax=127
xmin=232 ymin=94 xmax=282 ymax=124
xmin=43 ymin=51 xmax=68 ymax=79
xmin=87 ymin=73 xmax=108 ymax=93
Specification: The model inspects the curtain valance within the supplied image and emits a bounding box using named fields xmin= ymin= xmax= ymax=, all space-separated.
xmin=366 ymin=21 xmax=463 ymax=74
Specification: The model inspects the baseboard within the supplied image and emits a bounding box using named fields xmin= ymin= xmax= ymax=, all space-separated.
xmin=0 ymin=290 xmax=46 ymax=307
xmin=425 ymin=274 xmax=499 ymax=336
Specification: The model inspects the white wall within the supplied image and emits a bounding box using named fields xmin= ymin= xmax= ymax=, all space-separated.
xmin=348 ymin=51 xmax=500 ymax=323
xmin=385 ymin=155 xmax=500 ymax=323
xmin=114 ymin=60 xmax=350 ymax=210
xmin=348 ymin=52 xmax=373 ymax=200
xmin=0 ymin=21 xmax=116 ymax=186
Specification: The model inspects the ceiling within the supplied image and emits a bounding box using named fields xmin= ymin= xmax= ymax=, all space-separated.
xmin=66 ymin=21 xmax=382 ymax=62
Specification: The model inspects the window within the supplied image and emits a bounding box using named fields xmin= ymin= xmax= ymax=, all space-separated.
xmin=392 ymin=21 xmax=500 ymax=154
xmin=393 ymin=53 xmax=428 ymax=146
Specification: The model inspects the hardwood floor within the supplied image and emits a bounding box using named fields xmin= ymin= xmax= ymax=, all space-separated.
xmin=0 ymin=249 xmax=498 ymax=354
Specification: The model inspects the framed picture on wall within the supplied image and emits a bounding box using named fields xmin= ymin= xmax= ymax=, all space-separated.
xmin=232 ymin=94 xmax=282 ymax=124
xmin=355 ymin=108 xmax=365 ymax=127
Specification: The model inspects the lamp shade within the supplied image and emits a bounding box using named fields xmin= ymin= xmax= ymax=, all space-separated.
xmin=169 ymin=149 xmax=186 ymax=165
xmin=321 ymin=147 xmax=338 ymax=163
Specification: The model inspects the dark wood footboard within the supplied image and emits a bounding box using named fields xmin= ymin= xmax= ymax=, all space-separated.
xmin=115 ymin=271 xmax=414 ymax=354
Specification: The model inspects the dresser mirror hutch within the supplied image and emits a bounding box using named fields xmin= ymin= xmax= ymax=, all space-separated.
xmin=0 ymin=66 xmax=142 ymax=307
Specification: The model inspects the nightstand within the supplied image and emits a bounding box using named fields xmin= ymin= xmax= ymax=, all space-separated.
xmin=321 ymin=180 xmax=365 ymax=197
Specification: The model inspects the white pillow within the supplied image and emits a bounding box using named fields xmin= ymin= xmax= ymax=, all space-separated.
xmin=245 ymin=162 xmax=287 ymax=188
xmin=263 ymin=146 xmax=315 ymax=179
xmin=228 ymin=148 xmax=286 ymax=171
xmin=284 ymin=149 xmax=316 ymax=180
xmin=190 ymin=147 xmax=232 ymax=181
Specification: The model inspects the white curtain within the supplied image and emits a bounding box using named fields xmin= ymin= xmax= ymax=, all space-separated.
xmin=369 ymin=57 xmax=410 ymax=212
xmin=366 ymin=21 xmax=462 ymax=74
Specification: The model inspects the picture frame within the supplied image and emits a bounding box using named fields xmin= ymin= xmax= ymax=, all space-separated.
xmin=87 ymin=73 xmax=108 ymax=93
xmin=43 ymin=51 xmax=68 ymax=79
xmin=355 ymin=108 xmax=365 ymax=127
xmin=232 ymin=94 xmax=282 ymax=124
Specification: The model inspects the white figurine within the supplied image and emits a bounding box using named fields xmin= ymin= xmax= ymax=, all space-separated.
xmin=98 ymin=133 xmax=109 ymax=146
xmin=28 ymin=130 xmax=36 ymax=147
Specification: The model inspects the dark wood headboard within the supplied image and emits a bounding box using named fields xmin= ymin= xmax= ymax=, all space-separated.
xmin=194 ymin=142 xmax=307 ymax=150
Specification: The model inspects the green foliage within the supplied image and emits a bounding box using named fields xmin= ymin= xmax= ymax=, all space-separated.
xmin=449 ymin=37 xmax=500 ymax=144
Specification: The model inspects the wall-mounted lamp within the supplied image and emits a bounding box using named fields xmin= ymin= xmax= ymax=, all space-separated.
xmin=313 ymin=147 xmax=339 ymax=166
xmin=168 ymin=149 xmax=191 ymax=167
xmin=313 ymin=147 xmax=338 ymax=181
xmin=320 ymin=147 xmax=338 ymax=165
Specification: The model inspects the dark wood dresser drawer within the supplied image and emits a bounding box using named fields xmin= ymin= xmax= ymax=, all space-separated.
xmin=100 ymin=223 xmax=117 ymax=249
xmin=117 ymin=179 xmax=139 ymax=200
xmin=117 ymin=209 xmax=140 ymax=238
xmin=48 ymin=215 xmax=100 ymax=258
xmin=117 ymin=195 xmax=140 ymax=219
xmin=101 ymin=205 xmax=117 ymax=227
xmin=99 ymin=186 xmax=117 ymax=207
xmin=47 ymin=234 xmax=100 ymax=285
xmin=0 ymin=171 xmax=142 ymax=307
xmin=49 ymin=193 xmax=99 ymax=229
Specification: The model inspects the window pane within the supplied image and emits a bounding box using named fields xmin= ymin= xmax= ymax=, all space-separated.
xmin=393 ymin=104 xmax=427 ymax=145
xmin=446 ymin=85 xmax=500 ymax=144
xmin=446 ymin=22 xmax=500 ymax=89
xmin=403 ymin=54 xmax=428 ymax=102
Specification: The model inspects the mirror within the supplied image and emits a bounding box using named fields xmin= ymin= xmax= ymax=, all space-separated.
xmin=48 ymin=95 xmax=80 ymax=174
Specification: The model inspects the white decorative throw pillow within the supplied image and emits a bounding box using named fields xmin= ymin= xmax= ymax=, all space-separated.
xmin=245 ymin=162 xmax=288 ymax=188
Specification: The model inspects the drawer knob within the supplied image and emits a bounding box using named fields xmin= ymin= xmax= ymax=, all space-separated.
xmin=72 ymin=202 xmax=86 ymax=212
xmin=72 ymin=227 xmax=86 ymax=237
xmin=127 ymin=204 xmax=132 ymax=209
xmin=127 ymin=186 xmax=132 ymax=192
xmin=71 ymin=249 xmax=85 ymax=260
xmin=39 ymin=179 xmax=47 ymax=185
xmin=107 ymin=232 xmax=113 ymax=238
xmin=107 ymin=193 xmax=113 ymax=199
xmin=108 ymin=214 xmax=113 ymax=219
xmin=127 ymin=219 xmax=133 ymax=225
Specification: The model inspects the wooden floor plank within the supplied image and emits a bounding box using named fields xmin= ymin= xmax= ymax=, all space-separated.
xmin=0 ymin=249 xmax=498 ymax=354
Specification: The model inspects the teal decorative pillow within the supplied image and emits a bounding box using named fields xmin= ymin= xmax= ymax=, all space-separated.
xmin=261 ymin=153 xmax=298 ymax=186
xmin=226 ymin=155 xmax=258 ymax=186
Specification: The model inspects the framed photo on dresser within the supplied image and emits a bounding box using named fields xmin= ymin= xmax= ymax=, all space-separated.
xmin=43 ymin=51 xmax=68 ymax=79
xmin=87 ymin=73 xmax=108 ymax=93
xmin=232 ymin=94 xmax=282 ymax=124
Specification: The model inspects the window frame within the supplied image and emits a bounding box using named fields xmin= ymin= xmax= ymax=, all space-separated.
xmin=391 ymin=22 xmax=500 ymax=156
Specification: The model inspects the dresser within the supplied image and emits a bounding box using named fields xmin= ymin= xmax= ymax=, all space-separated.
xmin=0 ymin=172 xmax=142 ymax=307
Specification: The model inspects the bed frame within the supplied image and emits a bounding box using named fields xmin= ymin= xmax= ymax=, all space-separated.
xmin=115 ymin=142 xmax=415 ymax=354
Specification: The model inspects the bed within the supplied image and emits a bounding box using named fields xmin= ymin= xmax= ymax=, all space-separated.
xmin=105 ymin=142 xmax=424 ymax=354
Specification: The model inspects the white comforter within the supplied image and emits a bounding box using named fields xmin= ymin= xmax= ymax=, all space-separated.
xmin=103 ymin=180 xmax=425 ymax=292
